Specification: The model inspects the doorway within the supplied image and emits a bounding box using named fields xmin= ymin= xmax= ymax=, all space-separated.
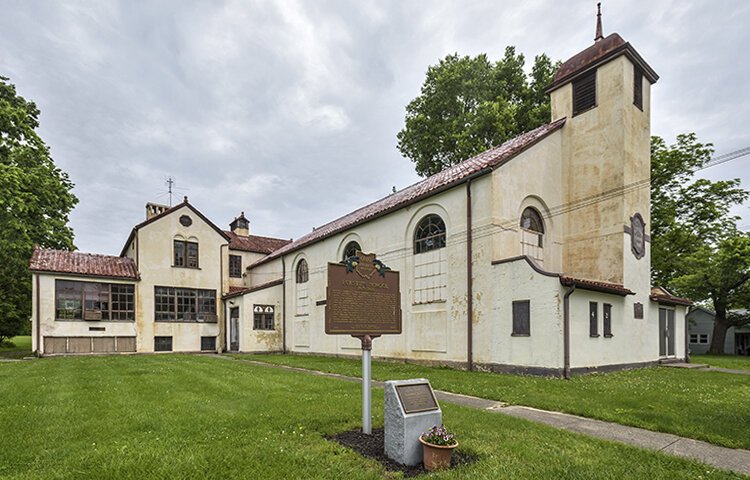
xmin=229 ymin=307 xmax=240 ymax=352
xmin=658 ymin=307 xmax=676 ymax=357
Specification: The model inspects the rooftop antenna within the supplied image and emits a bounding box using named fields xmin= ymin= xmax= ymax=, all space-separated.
xmin=165 ymin=176 xmax=175 ymax=206
xmin=595 ymin=3 xmax=604 ymax=41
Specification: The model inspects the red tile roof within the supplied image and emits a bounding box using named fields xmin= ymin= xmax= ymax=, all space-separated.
xmin=560 ymin=275 xmax=634 ymax=296
xmin=546 ymin=33 xmax=658 ymax=93
xmin=30 ymin=248 xmax=139 ymax=280
xmin=650 ymin=287 xmax=692 ymax=306
xmin=223 ymin=279 xmax=284 ymax=299
xmin=252 ymin=119 xmax=566 ymax=267
xmin=225 ymin=231 xmax=291 ymax=254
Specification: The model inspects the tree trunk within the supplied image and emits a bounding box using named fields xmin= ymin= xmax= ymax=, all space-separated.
xmin=708 ymin=306 xmax=730 ymax=354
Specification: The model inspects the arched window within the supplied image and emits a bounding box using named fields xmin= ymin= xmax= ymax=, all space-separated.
xmin=520 ymin=207 xmax=545 ymax=264
xmin=295 ymin=259 xmax=309 ymax=283
xmin=414 ymin=214 xmax=446 ymax=254
xmin=343 ymin=241 xmax=361 ymax=261
xmin=520 ymin=207 xmax=544 ymax=234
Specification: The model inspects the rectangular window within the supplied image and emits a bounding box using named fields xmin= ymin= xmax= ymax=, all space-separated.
xmin=174 ymin=240 xmax=199 ymax=268
xmin=55 ymin=280 xmax=134 ymax=321
xmin=200 ymin=336 xmax=216 ymax=351
xmin=689 ymin=333 xmax=699 ymax=344
xmin=253 ymin=305 xmax=275 ymax=330
xmin=633 ymin=66 xmax=643 ymax=110
xmin=573 ymin=70 xmax=597 ymax=115
xmin=154 ymin=287 xmax=216 ymax=322
xmin=589 ymin=302 xmax=599 ymax=337
xmin=154 ymin=336 xmax=173 ymax=352
xmin=603 ymin=303 xmax=613 ymax=337
xmin=511 ymin=300 xmax=530 ymax=336
xmin=699 ymin=334 xmax=709 ymax=344
xmin=229 ymin=255 xmax=242 ymax=278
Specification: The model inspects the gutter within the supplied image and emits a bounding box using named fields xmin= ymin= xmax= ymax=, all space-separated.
xmin=465 ymin=168 xmax=491 ymax=372
xmin=35 ymin=274 xmax=41 ymax=356
xmin=282 ymin=256 xmax=287 ymax=354
xmin=563 ymin=284 xmax=576 ymax=379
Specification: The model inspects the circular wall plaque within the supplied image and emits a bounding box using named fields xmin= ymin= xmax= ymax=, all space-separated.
xmin=179 ymin=215 xmax=193 ymax=227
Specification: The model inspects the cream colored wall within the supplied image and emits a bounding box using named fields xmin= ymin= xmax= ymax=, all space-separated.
xmin=552 ymin=56 xmax=652 ymax=286
xmin=33 ymin=273 xmax=138 ymax=354
xmin=246 ymin=257 xmax=284 ymax=288
xmin=228 ymin=250 xmax=265 ymax=288
xmin=483 ymin=259 xmax=564 ymax=369
xmin=226 ymin=285 xmax=284 ymax=352
xmin=490 ymin=130 xmax=565 ymax=272
xmin=135 ymin=205 xmax=226 ymax=352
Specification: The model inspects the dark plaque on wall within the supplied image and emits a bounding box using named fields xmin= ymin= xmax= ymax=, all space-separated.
xmin=395 ymin=383 xmax=439 ymax=414
xmin=630 ymin=213 xmax=646 ymax=260
xmin=325 ymin=252 xmax=402 ymax=335
xmin=633 ymin=302 xmax=644 ymax=319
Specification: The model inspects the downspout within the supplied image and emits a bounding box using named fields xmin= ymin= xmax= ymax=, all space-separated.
xmin=466 ymin=178 xmax=474 ymax=371
xmin=35 ymin=274 xmax=41 ymax=356
xmin=282 ymin=256 xmax=287 ymax=354
xmin=684 ymin=308 xmax=690 ymax=363
xmin=563 ymin=285 xmax=576 ymax=379
xmin=220 ymin=243 xmax=226 ymax=352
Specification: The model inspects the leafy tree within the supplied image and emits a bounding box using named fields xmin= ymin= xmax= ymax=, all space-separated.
xmin=397 ymin=47 xmax=558 ymax=177
xmin=650 ymin=134 xmax=750 ymax=354
xmin=0 ymin=76 xmax=78 ymax=345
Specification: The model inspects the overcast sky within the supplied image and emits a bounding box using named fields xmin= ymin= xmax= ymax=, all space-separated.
xmin=2 ymin=0 xmax=749 ymax=255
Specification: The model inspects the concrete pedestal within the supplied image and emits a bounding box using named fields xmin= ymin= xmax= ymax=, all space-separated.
xmin=384 ymin=379 xmax=442 ymax=466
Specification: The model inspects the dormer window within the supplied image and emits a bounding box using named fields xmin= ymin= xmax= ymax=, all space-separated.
xmin=572 ymin=70 xmax=596 ymax=115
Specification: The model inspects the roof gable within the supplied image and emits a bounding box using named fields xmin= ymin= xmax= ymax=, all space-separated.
xmin=251 ymin=119 xmax=565 ymax=268
xmin=120 ymin=199 xmax=230 ymax=256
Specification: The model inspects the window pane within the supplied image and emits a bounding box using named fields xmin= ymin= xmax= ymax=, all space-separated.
xmin=296 ymin=259 xmax=309 ymax=283
xmin=176 ymin=288 xmax=197 ymax=321
xmin=174 ymin=240 xmax=185 ymax=267
xmin=589 ymin=302 xmax=598 ymax=336
xmin=512 ymin=300 xmax=530 ymax=335
xmin=603 ymin=304 xmax=612 ymax=337
xmin=414 ymin=215 xmax=446 ymax=254
xmin=229 ymin=255 xmax=242 ymax=277
xmin=155 ymin=286 xmax=175 ymax=321
xmin=343 ymin=241 xmax=361 ymax=261
xmin=187 ymin=242 xmax=199 ymax=268
xmin=56 ymin=280 xmax=83 ymax=320
xmin=154 ymin=336 xmax=173 ymax=352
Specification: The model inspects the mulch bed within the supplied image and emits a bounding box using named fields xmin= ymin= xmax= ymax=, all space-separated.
xmin=327 ymin=428 xmax=476 ymax=477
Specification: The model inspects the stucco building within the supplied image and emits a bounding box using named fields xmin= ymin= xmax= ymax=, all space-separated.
xmin=30 ymin=23 xmax=691 ymax=375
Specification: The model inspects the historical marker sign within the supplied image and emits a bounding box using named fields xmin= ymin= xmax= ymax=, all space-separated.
xmin=325 ymin=252 xmax=402 ymax=335
xmin=395 ymin=383 xmax=439 ymax=414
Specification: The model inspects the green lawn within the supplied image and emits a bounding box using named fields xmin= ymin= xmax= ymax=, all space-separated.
xmin=241 ymin=353 xmax=750 ymax=451
xmin=0 ymin=355 xmax=743 ymax=479
xmin=693 ymin=354 xmax=750 ymax=371
xmin=0 ymin=335 xmax=31 ymax=359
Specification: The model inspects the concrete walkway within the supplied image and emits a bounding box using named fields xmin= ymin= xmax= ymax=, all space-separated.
xmin=661 ymin=362 xmax=750 ymax=376
xmin=224 ymin=356 xmax=750 ymax=476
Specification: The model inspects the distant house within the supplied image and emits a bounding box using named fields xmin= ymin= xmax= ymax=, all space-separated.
xmin=687 ymin=307 xmax=750 ymax=355
xmin=29 ymin=17 xmax=693 ymax=375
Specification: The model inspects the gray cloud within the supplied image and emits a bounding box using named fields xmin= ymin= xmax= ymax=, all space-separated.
xmin=1 ymin=0 xmax=748 ymax=254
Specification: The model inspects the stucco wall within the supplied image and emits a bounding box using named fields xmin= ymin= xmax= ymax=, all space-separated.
xmin=134 ymin=205 xmax=225 ymax=352
xmin=225 ymin=284 xmax=284 ymax=352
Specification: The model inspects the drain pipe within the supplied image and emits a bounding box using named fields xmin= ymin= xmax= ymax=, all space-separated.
xmin=563 ymin=284 xmax=576 ymax=379
xmin=281 ymin=256 xmax=287 ymax=354
xmin=466 ymin=177 xmax=474 ymax=371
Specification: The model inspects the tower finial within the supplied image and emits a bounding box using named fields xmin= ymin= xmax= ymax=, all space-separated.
xmin=595 ymin=3 xmax=604 ymax=41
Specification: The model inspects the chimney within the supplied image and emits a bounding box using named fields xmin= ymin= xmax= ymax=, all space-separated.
xmin=230 ymin=212 xmax=250 ymax=236
xmin=146 ymin=202 xmax=169 ymax=220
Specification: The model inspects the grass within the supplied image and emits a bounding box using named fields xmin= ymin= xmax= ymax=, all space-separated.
xmin=240 ymin=353 xmax=750 ymax=451
xmin=0 ymin=355 xmax=744 ymax=479
xmin=692 ymin=354 xmax=750 ymax=371
xmin=0 ymin=335 xmax=31 ymax=359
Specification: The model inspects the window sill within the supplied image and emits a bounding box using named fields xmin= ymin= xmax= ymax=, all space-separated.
xmin=604 ymin=334 xmax=614 ymax=338
xmin=229 ymin=275 xmax=242 ymax=279
xmin=294 ymin=314 xmax=310 ymax=317
xmin=172 ymin=265 xmax=201 ymax=270
xmin=155 ymin=320 xmax=218 ymax=324
xmin=511 ymin=333 xmax=530 ymax=337
xmin=253 ymin=328 xmax=276 ymax=331
xmin=412 ymin=299 xmax=447 ymax=306
xmin=590 ymin=334 xmax=600 ymax=338
xmin=55 ymin=319 xmax=135 ymax=323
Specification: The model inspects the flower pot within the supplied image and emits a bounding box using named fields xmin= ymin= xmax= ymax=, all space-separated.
xmin=419 ymin=436 xmax=458 ymax=471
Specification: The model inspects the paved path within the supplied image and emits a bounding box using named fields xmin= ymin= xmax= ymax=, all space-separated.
xmin=223 ymin=356 xmax=750 ymax=476
xmin=661 ymin=362 xmax=750 ymax=376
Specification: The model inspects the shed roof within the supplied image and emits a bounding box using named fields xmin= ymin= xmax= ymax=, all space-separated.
xmin=30 ymin=247 xmax=139 ymax=280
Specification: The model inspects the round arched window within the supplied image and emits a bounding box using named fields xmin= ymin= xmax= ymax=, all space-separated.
xmin=414 ymin=214 xmax=446 ymax=254
xmin=343 ymin=241 xmax=361 ymax=261
xmin=520 ymin=207 xmax=544 ymax=234
xmin=295 ymin=259 xmax=309 ymax=283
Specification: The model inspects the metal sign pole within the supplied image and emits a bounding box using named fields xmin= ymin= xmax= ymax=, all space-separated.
xmin=361 ymin=334 xmax=372 ymax=435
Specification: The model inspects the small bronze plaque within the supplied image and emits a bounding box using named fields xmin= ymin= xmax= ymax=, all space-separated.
xmin=395 ymin=383 xmax=439 ymax=414
xmin=325 ymin=253 xmax=401 ymax=335
xmin=634 ymin=302 xmax=644 ymax=319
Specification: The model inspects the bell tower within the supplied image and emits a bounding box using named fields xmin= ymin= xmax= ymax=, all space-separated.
xmin=546 ymin=4 xmax=658 ymax=287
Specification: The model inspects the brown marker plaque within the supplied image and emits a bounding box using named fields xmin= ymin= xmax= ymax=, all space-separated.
xmin=325 ymin=253 xmax=402 ymax=336
xmin=395 ymin=383 xmax=439 ymax=414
